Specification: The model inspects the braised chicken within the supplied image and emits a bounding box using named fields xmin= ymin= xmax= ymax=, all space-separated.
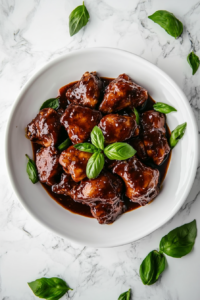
xmin=99 ymin=74 xmax=148 ymax=114
xmin=52 ymin=173 xmax=77 ymax=196
xmin=128 ymin=137 xmax=147 ymax=161
xmin=90 ymin=201 xmax=125 ymax=224
xmin=60 ymin=104 xmax=102 ymax=144
xmin=27 ymin=108 xmax=61 ymax=147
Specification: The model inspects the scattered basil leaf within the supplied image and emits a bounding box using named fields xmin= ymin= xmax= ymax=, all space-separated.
xmin=25 ymin=154 xmax=38 ymax=184
xmin=40 ymin=98 xmax=59 ymax=111
xmin=86 ymin=151 xmax=104 ymax=179
xmin=187 ymin=52 xmax=200 ymax=75
xmin=74 ymin=142 xmax=98 ymax=153
xmin=169 ymin=122 xmax=187 ymax=149
xmin=133 ymin=107 xmax=140 ymax=124
xmin=139 ymin=250 xmax=166 ymax=285
xmin=91 ymin=126 xmax=105 ymax=150
xmin=69 ymin=1 xmax=90 ymax=36
xmin=104 ymin=143 xmax=136 ymax=160
xmin=159 ymin=220 xmax=197 ymax=258
xmin=148 ymin=10 xmax=183 ymax=38
xmin=153 ymin=102 xmax=177 ymax=114
xmin=118 ymin=288 xmax=131 ymax=300
xmin=58 ymin=138 xmax=71 ymax=151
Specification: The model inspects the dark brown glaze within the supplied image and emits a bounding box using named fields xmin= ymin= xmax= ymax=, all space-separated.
xmin=98 ymin=114 xmax=139 ymax=144
xmin=113 ymin=156 xmax=160 ymax=206
xmin=141 ymin=110 xmax=166 ymax=134
xmin=128 ymin=137 xmax=147 ymax=161
xmin=99 ymin=74 xmax=148 ymax=114
xmin=27 ymin=108 xmax=61 ymax=147
xmin=52 ymin=173 xmax=77 ymax=196
xmin=60 ymin=104 xmax=102 ymax=144
xmin=36 ymin=146 xmax=62 ymax=186
xmin=58 ymin=81 xmax=77 ymax=109
xmin=59 ymin=145 xmax=92 ymax=182
xmin=66 ymin=72 xmax=102 ymax=108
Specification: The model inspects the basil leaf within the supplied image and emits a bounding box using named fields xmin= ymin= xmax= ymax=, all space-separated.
xmin=148 ymin=10 xmax=183 ymax=38
xmin=187 ymin=52 xmax=200 ymax=75
xmin=86 ymin=151 xmax=104 ymax=179
xmin=40 ymin=98 xmax=59 ymax=111
xmin=139 ymin=250 xmax=166 ymax=285
xmin=91 ymin=126 xmax=104 ymax=150
xmin=159 ymin=220 xmax=197 ymax=258
xmin=69 ymin=1 xmax=90 ymax=36
xmin=133 ymin=107 xmax=139 ymax=124
xmin=74 ymin=142 xmax=98 ymax=153
xmin=25 ymin=154 xmax=38 ymax=184
xmin=28 ymin=277 xmax=72 ymax=300
xmin=118 ymin=289 xmax=131 ymax=300
xmin=58 ymin=138 xmax=71 ymax=151
xmin=169 ymin=122 xmax=187 ymax=149
xmin=104 ymin=143 xmax=136 ymax=160
xmin=153 ymin=102 xmax=177 ymax=114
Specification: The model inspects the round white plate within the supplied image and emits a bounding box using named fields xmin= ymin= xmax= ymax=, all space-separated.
xmin=5 ymin=48 xmax=198 ymax=248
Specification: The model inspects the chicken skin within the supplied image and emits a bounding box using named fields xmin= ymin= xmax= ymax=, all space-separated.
xmin=98 ymin=114 xmax=139 ymax=144
xmin=99 ymin=74 xmax=148 ymax=114
xmin=52 ymin=173 xmax=77 ymax=196
xmin=36 ymin=146 xmax=62 ymax=186
xmin=66 ymin=72 xmax=102 ymax=108
xmin=60 ymin=104 xmax=102 ymax=144
xmin=113 ymin=156 xmax=159 ymax=206
xmin=59 ymin=145 xmax=92 ymax=182
xmin=27 ymin=108 xmax=61 ymax=147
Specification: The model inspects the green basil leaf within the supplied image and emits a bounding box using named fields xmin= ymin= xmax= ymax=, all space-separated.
xmin=133 ymin=107 xmax=140 ymax=124
xmin=28 ymin=277 xmax=72 ymax=300
xmin=91 ymin=126 xmax=105 ymax=150
xmin=40 ymin=98 xmax=59 ymax=111
xmin=148 ymin=10 xmax=183 ymax=38
xmin=104 ymin=143 xmax=136 ymax=160
xmin=74 ymin=142 xmax=98 ymax=153
xmin=118 ymin=289 xmax=131 ymax=300
xmin=25 ymin=154 xmax=38 ymax=184
xmin=86 ymin=152 xmax=104 ymax=179
xmin=159 ymin=220 xmax=197 ymax=258
xmin=69 ymin=1 xmax=90 ymax=36
xmin=139 ymin=250 xmax=166 ymax=285
xmin=187 ymin=52 xmax=200 ymax=75
xmin=153 ymin=102 xmax=177 ymax=114
xmin=169 ymin=122 xmax=187 ymax=149
xmin=58 ymin=138 xmax=71 ymax=151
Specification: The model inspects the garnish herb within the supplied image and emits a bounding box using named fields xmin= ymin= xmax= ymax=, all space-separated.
xmin=118 ymin=288 xmax=131 ymax=300
xmin=25 ymin=154 xmax=38 ymax=184
xmin=153 ymin=102 xmax=177 ymax=114
xmin=159 ymin=220 xmax=197 ymax=258
xmin=69 ymin=1 xmax=90 ymax=36
xmin=148 ymin=10 xmax=183 ymax=38
xmin=86 ymin=151 xmax=104 ymax=179
xmin=139 ymin=250 xmax=166 ymax=285
xmin=169 ymin=122 xmax=187 ymax=149
xmin=133 ymin=107 xmax=140 ymax=124
xmin=40 ymin=98 xmax=59 ymax=111
xmin=91 ymin=126 xmax=104 ymax=150
xmin=28 ymin=277 xmax=72 ymax=300
xmin=187 ymin=52 xmax=200 ymax=75
xmin=74 ymin=142 xmax=98 ymax=153
xmin=58 ymin=138 xmax=71 ymax=151
xmin=104 ymin=143 xmax=137 ymax=160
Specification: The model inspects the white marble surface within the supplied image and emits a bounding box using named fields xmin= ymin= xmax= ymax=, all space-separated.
xmin=1 ymin=0 xmax=200 ymax=299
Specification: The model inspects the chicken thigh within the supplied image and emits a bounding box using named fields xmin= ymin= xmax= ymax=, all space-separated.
xmin=52 ymin=173 xmax=77 ymax=196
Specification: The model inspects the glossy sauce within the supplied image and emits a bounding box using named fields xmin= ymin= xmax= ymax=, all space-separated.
xmin=32 ymin=77 xmax=171 ymax=218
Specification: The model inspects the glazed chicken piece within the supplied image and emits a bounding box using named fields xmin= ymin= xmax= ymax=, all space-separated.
xmin=52 ymin=173 xmax=77 ymax=196
xmin=141 ymin=110 xmax=166 ymax=134
xmin=113 ymin=156 xmax=159 ymax=206
xmin=60 ymin=104 xmax=102 ymax=144
xmin=99 ymin=74 xmax=148 ymax=114
xmin=98 ymin=113 xmax=139 ymax=144
xmin=36 ymin=146 xmax=62 ymax=186
xmin=128 ymin=137 xmax=147 ymax=161
xmin=66 ymin=72 xmax=102 ymax=108
xmin=27 ymin=108 xmax=61 ymax=147
xmin=59 ymin=145 xmax=92 ymax=182
xmin=90 ymin=201 xmax=125 ymax=224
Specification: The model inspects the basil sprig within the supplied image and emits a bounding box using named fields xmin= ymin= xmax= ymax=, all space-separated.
xmin=118 ymin=288 xmax=131 ymax=300
xmin=40 ymin=98 xmax=59 ymax=111
xmin=69 ymin=1 xmax=90 ymax=36
xmin=91 ymin=126 xmax=104 ymax=150
xmin=74 ymin=142 xmax=98 ymax=153
xmin=153 ymin=102 xmax=177 ymax=114
xmin=187 ymin=52 xmax=200 ymax=75
xmin=28 ymin=277 xmax=72 ymax=300
xmin=169 ymin=122 xmax=187 ymax=149
xmin=133 ymin=107 xmax=140 ymax=124
xmin=25 ymin=154 xmax=38 ymax=184
xmin=86 ymin=151 xmax=105 ymax=179
xmin=58 ymin=138 xmax=71 ymax=151
xmin=139 ymin=250 xmax=166 ymax=285
xmin=104 ymin=143 xmax=137 ymax=160
xmin=159 ymin=220 xmax=197 ymax=258
xmin=148 ymin=10 xmax=183 ymax=38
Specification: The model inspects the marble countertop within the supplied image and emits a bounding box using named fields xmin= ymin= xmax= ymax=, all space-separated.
xmin=1 ymin=0 xmax=200 ymax=299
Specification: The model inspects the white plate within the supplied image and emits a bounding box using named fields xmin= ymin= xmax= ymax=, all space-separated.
xmin=5 ymin=48 xmax=198 ymax=248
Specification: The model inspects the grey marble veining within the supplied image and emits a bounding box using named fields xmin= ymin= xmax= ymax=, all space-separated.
xmin=0 ymin=0 xmax=200 ymax=299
